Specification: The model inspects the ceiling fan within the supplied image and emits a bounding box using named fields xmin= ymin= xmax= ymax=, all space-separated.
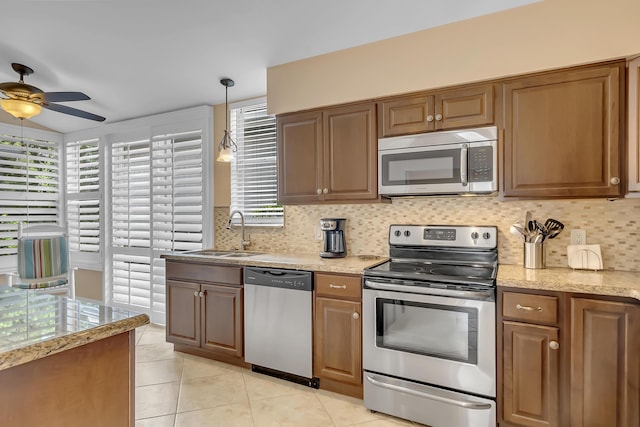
xmin=0 ymin=63 xmax=105 ymax=122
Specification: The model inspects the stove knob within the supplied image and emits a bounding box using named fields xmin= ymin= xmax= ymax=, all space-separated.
xmin=471 ymin=232 xmax=479 ymax=240
xmin=394 ymin=230 xmax=401 ymax=237
xmin=483 ymin=232 xmax=491 ymax=240
xmin=404 ymin=230 xmax=411 ymax=237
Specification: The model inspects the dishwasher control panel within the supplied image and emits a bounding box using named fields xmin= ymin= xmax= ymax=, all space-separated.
xmin=244 ymin=267 xmax=313 ymax=291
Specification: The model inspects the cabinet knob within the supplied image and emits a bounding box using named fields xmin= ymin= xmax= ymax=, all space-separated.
xmin=199 ymin=291 xmax=205 ymax=297
xmin=435 ymin=114 xmax=443 ymax=121
xmin=316 ymin=188 xmax=322 ymax=195
xmin=352 ymin=312 xmax=360 ymax=320
xmin=194 ymin=291 xmax=199 ymax=297
xmin=549 ymin=340 xmax=559 ymax=350
xmin=426 ymin=115 xmax=434 ymax=122
xmin=323 ymin=188 xmax=328 ymax=194
xmin=610 ymin=176 xmax=620 ymax=185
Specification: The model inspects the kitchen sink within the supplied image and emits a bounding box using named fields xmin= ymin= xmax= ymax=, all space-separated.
xmin=188 ymin=250 xmax=264 ymax=258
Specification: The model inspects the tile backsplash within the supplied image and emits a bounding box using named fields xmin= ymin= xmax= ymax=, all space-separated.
xmin=214 ymin=197 xmax=640 ymax=272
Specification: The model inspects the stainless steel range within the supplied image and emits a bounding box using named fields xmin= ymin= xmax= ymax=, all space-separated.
xmin=363 ymin=224 xmax=498 ymax=427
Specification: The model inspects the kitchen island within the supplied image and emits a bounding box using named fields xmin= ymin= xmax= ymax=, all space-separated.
xmin=0 ymin=286 xmax=149 ymax=427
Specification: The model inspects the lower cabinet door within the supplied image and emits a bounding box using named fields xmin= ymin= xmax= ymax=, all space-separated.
xmin=166 ymin=280 xmax=200 ymax=346
xmin=200 ymin=284 xmax=243 ymax=357
xmin=570 ymin=298 xmax=640 ymax=427
xmin=314 ymin=297 xmax=362 ymax=384
xmin=502 ymin=321 xmax=559 ymax=427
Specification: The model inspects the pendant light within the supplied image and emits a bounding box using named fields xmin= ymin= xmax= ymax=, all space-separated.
xmin=216 ymin=78 xmax=236 ymax=162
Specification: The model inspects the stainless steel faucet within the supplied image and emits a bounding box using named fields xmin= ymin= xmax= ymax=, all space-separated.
xmin=226 ymin=210 xmax=251 ymax=250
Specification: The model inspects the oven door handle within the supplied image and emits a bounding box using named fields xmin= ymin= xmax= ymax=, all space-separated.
xmin=364 ymin=280 xmax=493 ymax=300
xmin=365 ymin=374 xmax=492 ymax=410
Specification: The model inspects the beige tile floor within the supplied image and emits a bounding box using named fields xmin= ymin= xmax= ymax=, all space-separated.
xmin=135 ymin=324 xmax=425 ymax=427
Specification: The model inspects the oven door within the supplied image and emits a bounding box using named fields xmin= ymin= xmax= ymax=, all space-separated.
xmin=362 ymin=280 xmax=496 ymax=398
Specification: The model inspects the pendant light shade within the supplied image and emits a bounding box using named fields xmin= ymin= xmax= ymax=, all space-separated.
xmin=1 ymin=98 xmax=42 ymax=119
xmin=216 ymin=78 xmax=236 ymax=162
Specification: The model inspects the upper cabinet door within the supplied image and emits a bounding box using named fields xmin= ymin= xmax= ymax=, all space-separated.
xmin=378 ymin=95 xmax=435 ymax=137
xmin=503 ymin=62 xmax=624 ymax=198
xmin=435 ymin=84 xmax=495 ymax=130
xmin=277 ymin=111 xmax=323 ymax=204
xmin=628 ymin=56 xmax=640 ymax=192
xmin=323 ymin=103 xmax=378 ymax=201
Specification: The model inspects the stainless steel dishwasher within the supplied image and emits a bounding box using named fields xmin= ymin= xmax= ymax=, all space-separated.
xmin=243 ymin=267 xmax=319 ymax=387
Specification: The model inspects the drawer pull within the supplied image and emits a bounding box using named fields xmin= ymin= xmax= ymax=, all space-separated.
xmin=516 ymin=303 xmax=543 ymax=312
xmin=329 ymin=284 xmax=347 ymax=289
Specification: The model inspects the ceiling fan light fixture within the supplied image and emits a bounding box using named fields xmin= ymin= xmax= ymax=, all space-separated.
xmin=1 ymin=98 xmax=42 ymax=119
xmin=216 ymin=78 xmax=237 ymax=163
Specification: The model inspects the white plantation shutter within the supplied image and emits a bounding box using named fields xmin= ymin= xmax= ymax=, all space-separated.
xmin=0 ymin=127 xmax=62 ymax=271
xmin=230 ymin=99 xmax=283 ymax=226
xmin=66 ymin=138 xmax=101 ymax=268
xmin=151 ymin=130 xmax=203 ymax=252
xmin=109 ymin=126 xmax=205 ymax=322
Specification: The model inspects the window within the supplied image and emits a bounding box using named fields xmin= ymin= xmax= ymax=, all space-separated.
xmin=0 ymin=125 xmax=62 ymax=271
xmin=66 ymin=137 xmax=101 ymax=269
xmin=230 ymin=99 xmax=283 ymax=226
xmin=109 ymin=124 xmax=208 ymax=323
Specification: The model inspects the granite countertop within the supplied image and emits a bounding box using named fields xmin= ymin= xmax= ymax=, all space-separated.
xmin=162 ymin=250 xmax=388 ymax=275
xmin=498 ymin=264 xmax=640 ymax=301
xmin=0 ymin=287 xmax=149 ymax=370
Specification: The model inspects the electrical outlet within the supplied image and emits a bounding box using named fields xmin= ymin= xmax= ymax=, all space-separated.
xmin=314 ymin=226 xmax=323 ymax=241
xmin=570 ymin=229 xmax=586 ymax=245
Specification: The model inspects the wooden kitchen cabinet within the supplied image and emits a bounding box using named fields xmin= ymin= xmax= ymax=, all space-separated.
xmin=378 ymin=84 xmax=495 ymax=137
xmin=499 ymin=290 xmax=561 ymax=427
xmin=628 ymin=56 xmax=640 ymax=192
xmin=277 ymin=102 xmax=378 ymax=204
xmin=314 ymin=272 xmax=363 ymax=398
xmin=498 ymin=288 xmax=640 ymax=427
xmin=569 ymin=297 xmax=640 ymax=427
xmin=166 ymin=261 xmax=245 ymax=366
xmin=502 ymin=61 xmax=624 ymax=198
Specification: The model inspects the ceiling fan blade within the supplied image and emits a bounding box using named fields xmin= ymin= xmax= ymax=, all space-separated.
xmin=43 ymin=102 xmax=105 ymax=122
xmin=39 ymin=91 xmax=90 ymax=103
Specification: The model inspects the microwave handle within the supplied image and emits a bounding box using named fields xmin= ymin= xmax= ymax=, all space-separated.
xmin=460 ymin=144 xmax=468 ymax=186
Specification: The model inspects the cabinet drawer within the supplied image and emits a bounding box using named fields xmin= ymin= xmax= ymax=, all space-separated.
xmin=316 ymin=273 xmax=361 ymax=299
xmin=502 ymin=292 xmax=558 ymax=324
xmin=166 ymin=261 xmax=242 ymax=286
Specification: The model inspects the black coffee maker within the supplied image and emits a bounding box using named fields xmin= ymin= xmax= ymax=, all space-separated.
xmin=320 ymin=218 xmax=347 ymax=258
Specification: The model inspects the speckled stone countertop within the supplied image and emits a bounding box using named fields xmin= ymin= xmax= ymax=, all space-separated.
xmin=162 ymin=250 xmax=387 ymax=275
xmin=0 ymin=286 xmax=149 ymax=371
xmin=498 ymin=264 xmax=640 ymax=301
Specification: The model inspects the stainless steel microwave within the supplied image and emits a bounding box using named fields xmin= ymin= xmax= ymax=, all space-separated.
xmin=378 ymin=126 xmax=498 ymax=196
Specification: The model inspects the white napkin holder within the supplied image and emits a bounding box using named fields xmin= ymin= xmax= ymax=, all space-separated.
xmin=567 ymin=244 xmax=603 ymax=271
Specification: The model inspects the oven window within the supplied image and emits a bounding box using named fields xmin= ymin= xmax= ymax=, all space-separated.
xmin=375 ymin=298 xmax=478 ymax=364
xmin=381 ymin=149 xmax=461 ymax=185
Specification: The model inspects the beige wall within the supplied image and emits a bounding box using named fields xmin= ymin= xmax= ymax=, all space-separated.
xmin=267 ymin=0 xmax=640 ymax=114
xmin=73 ymin=268 xmax=104 ymax=302
xmin=213 ymin=103 xmax=231 ymax=207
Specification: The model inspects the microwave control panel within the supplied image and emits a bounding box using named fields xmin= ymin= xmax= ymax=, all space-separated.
xmin=468 ymin=146 xmax=493 ymax=182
